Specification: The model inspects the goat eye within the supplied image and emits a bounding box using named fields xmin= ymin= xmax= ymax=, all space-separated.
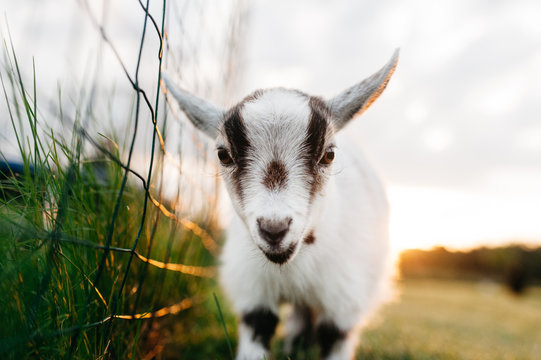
xmin=320 ymin=148 xmax=335 ymax=165
xmin=217 ymin=148 xmax=234 ymax=166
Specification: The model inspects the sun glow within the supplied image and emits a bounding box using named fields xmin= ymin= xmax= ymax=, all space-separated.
xmin=388 ymin=185 xmax=541 ymax=254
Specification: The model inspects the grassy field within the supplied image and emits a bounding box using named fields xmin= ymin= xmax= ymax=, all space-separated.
xmin=159 ymin=278 xmax=541 ymax=359
xmin=358 ymin=279 xmax=541 ymax=359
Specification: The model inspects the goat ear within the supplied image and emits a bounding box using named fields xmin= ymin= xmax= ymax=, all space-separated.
xmin=162 ymin=72 xmax=224 ymax=138
xmin=326 ymin=49 xmax=399 ymax=131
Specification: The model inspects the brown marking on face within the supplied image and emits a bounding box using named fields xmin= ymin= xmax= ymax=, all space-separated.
xmin=239 ymin=89 xmax=267 ymax=105
xmin=223 ymin=105 xmax=251 ymax=203
xmin=309 ymin=96 xmax=332 ymax=117
xmin=302 ymin=97 xmax=330 ymax=199
xmin=262 ymin=160 xmax=288 ymax=191
xmin=304 ymin=230 xmax=315 ymax=245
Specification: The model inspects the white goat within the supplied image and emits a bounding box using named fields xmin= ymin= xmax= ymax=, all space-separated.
xmin=163 ymin=49 xmax=399 ymax=360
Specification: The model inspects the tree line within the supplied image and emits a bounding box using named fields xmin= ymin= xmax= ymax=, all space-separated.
xmin=399 ymin=244 xmax=541 ymax=293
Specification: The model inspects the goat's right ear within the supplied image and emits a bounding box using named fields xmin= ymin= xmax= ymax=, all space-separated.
xmin=162 ymin=72 xmax=224 ymax=138
xmin=326 ymin=49 xmax=399 ymax=131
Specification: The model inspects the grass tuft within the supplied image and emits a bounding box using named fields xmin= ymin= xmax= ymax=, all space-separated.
xmin=214 ymin=292 xmax=235 ymax=360
xmin=0 ymin=25 xmax=225 ymax=359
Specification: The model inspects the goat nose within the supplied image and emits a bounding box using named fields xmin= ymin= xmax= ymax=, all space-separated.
xmin=257 ymin=217 xmax=292 ymax=246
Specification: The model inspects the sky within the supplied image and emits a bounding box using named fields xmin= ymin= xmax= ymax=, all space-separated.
xmin=2 ymin=0 xmax=541 ymax=252
xmin=241 ymin=0 xmax=541 ymax=251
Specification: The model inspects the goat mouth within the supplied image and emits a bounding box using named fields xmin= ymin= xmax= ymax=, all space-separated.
xmin=261 ymin=243 xmax=297 ymax=265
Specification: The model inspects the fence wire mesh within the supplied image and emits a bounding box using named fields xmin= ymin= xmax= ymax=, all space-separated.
xmin=0 ymin=0 xmax=247 ymax=358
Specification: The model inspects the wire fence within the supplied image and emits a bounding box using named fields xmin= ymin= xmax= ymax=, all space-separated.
xmin=0 ymin=0 xmax=246 ymax=358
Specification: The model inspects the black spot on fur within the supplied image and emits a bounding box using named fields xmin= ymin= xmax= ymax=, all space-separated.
xmin=262 ymin=243 xmax=297 ymax=264
xmin=304 ymin=230 xmax=315 ymax=245
xmin=316 ymin=322 xmax=346 ymax=358
xmin=242 ymin=308 xmax=279 ymax=349
xmin=302 ymin=97 xmax=329 ymax=199
xmin=223 ymin=106 xmax=251 ymax=202
xmin=263 ymin=160 xmax=288 ymax=191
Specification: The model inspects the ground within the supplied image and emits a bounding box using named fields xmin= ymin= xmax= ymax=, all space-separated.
xmin=357 ymin=279 xmax=541 ymax=359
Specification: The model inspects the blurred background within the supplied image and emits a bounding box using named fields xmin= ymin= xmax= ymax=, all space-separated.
xmin=1 ymin=0 xmax=540 ymax=359
xmin=243 ymin=0 xmax=541 ymax=253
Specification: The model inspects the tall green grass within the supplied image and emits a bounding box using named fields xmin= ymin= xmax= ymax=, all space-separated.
xmin=0 ymin=38 xmax=224 ymax=359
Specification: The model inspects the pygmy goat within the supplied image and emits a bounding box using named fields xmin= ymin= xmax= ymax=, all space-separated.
xmin=163 ymin=49 xmax=399 ymax=360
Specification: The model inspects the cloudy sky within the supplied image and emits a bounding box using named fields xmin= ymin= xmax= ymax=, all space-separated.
xmin=241 ymin=0 xmax=541 ymax=251
xmin=2 ymin=0 xmax=541 ymax=251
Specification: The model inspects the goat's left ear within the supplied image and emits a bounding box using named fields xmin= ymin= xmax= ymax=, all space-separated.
xmin=326 ymin=49 xmax=399 ymax=131
xmin=162 ymin=72 xmax=225 ymax=139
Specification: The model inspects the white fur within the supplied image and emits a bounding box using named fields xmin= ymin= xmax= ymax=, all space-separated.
xmin=237 ymin=324 xmax=269 ymax=360
xmin=164 ymin=50 xmax=399 ymax=360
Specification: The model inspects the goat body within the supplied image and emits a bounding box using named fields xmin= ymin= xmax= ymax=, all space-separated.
xmin=164 ymin=50 xmax=399 ymax=360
